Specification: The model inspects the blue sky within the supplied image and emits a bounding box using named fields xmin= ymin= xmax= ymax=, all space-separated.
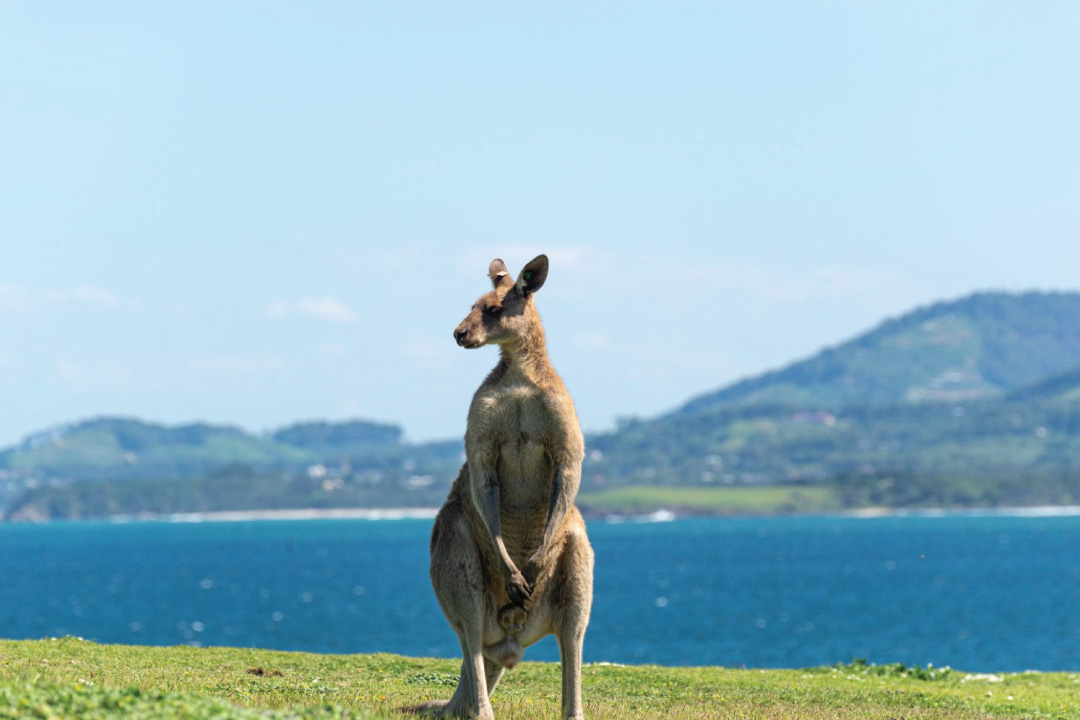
xmin=1 ymin=2 xmax=1078 ymax=446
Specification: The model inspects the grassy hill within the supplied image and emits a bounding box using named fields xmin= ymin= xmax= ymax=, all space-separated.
xmin=271 ymin=420 xmax=405 ymax=461
xmin=576 ymin=292 xmax=1080 ymax=508
xmin=0 ymin=417 xmax=417 ymax=482
xmin=0 ymin=418 xmax=306 ymax=481
xmin=2 ymin=638 xmax=1078 ymax=720
xmin=0 ymin=417 xmax=462 ymax=521
xmin=678 ymin=291 xmax=1080 ymax=415
xmin=3 ymin=464 xmax=454 ymax=522
xmin=587 ymin=398 xmax=1080 ymax=483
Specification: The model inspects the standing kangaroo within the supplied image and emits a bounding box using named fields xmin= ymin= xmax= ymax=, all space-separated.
xmin=418 ymin=254 xmax=594 ymax=720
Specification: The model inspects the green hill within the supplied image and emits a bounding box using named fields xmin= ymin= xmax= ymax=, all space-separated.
xmin=0 ymin=416 xmax=413 ymax=482
xmin=271 ymin=420 xmax=403 ymax=460
xmin=584 ymin=398 xmax=1080 ymax=506
xmin=678 ymin=291 xmax=1080 ymax=415
xmin=0 ymin=417 xmax=463 ymax=521
xmin=0 ymin=417 xmax=302 ymax=481
xmin=581 ymin=292 xmax=1080 ymax=508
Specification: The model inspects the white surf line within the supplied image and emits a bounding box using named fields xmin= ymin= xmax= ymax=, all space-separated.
xmin=106 ymin=508 xmax=441 ymax=523
xmin=839 ymin=505 xmax=1080 ymax=519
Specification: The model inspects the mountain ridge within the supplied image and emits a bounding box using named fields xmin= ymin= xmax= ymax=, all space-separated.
xmin=676 ymin=290 xmax=1080 ymax=416
xmin=0 ymin=415 xmax=412 ymax=482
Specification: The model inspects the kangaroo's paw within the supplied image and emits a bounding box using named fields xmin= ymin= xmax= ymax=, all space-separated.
xmin=400 ymin=699 xmax=449 ymax=717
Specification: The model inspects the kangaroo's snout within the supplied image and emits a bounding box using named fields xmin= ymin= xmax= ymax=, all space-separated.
xmin=456 ymin=326 xmax=483 ymax=349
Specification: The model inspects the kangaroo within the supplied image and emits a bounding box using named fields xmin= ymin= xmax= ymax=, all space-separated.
xmin=416 ymin=254 xmax=594 ymax=720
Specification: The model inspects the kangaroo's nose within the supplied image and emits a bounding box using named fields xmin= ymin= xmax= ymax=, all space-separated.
xmin=454 ymin=328 xmax=469 ymax=344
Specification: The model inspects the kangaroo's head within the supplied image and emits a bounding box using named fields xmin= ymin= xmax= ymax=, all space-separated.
xmin=454 ymin=254 xmax=549 ymax=349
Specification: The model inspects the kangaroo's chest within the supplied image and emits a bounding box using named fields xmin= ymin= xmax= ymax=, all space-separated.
xmin=477 ymin=382 xmax=548 ymax=439
xmin=475 ymin=384 xmax=553 ymax=510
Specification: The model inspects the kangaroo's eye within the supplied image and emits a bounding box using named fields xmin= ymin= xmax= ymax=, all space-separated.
xmin=485 ymin=306 xmax=502 ymax=318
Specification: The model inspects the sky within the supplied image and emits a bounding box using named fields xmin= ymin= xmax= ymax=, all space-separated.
xmin=1 ymin=2 xmax=1078 ymax=447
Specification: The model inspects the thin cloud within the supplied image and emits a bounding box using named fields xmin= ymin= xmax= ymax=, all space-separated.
xmin=46 ymin=285 xmax=120 ymax=307
xmin=299 ymin=297 xmax=357 ymax=322
xmin=573 ymin=252 xmax=915 ymax=307
xmin=186 ymin=353 xmax=286 ymax=375
xmin=573 ymin=332 xmax=613 ymax=350
xmin=318 ymin=343 xmax=349 ymax=358
xmin=0 ymin=283 xmax=29 ymax=312
xmin=265 ymin=296 xmax=358 ymax=323
xmin=54 ymin=358 xmax=131 ymax=389
xmin=1 ymin=283 xmax=120 ymax=311
xmin=400 ymin=339 xmax=459 ymax=370
xmin=265 ymin=301 xmax=291 ymax=319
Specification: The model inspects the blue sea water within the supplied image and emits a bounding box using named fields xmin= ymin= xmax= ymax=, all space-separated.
xmin=1 ymin=514 xmax=1078 ymax=671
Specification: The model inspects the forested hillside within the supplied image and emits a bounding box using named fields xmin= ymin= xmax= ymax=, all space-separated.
xmin=678 ymin=292 xmax=1080 ymax=414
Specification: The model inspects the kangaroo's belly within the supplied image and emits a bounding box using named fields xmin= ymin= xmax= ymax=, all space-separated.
xmin=495 ymin=433 xmax=552 ymax=562
xmin=496 ymin=433 xmax=550 ymax=505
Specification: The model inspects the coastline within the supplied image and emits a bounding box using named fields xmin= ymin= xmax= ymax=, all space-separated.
xmin=838 ymin=504 xmax=1080 ymax=519
xmin=106 ymin=507 xmax=441 ymax=523
xmin=5 ymin=503 xmax=1080 ymax=525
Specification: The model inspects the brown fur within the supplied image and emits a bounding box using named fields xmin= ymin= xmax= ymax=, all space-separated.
xmin=414 ymin=255 xmax=594 ymax=720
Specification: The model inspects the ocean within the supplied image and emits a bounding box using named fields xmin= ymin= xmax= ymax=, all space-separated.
xmin=1 ymin=513 xmax=1078 ymax=671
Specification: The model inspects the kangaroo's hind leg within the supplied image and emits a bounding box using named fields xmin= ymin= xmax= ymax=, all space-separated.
xmin=551 ymin=523 xmax=594 ymax=720
xmin=483 ymin=657 xmax=504 ymax=696
xmin=426 ymin=508 xmax=497 ymax=719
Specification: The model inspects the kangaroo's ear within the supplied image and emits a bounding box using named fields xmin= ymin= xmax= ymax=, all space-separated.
xmin=516 ymin=254 xmax=549 ymax=296
xmin=488 ymin=258 xmax=513 ymax=289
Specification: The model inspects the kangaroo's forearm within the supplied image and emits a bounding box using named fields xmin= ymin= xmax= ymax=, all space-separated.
xmin=533 ymin=464 xmax=580 ymax=562
xmin=470 ymin=469 xmax=519 ymax=575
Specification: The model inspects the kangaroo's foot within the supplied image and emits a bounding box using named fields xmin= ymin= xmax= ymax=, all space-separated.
xmin=400 ymin=699 xmax=448 ymax=716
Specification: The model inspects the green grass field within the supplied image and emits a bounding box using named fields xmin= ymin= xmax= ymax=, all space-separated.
xmin=577 ymin=485 xmax=838 ymax=515
xmin=2 ymin=638 xmax=1078 ymax=719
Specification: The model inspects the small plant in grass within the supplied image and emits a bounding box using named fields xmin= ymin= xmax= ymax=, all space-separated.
xmin=403 ymin=672 xmax=459 ymax=687
xmin=830 ymin=657 xmax=954 ymax=681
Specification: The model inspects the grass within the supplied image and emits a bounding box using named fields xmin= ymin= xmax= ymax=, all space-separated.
xmin=2 ymin=639 xmax=1079 ymax=719
xmin=577 ymin=485 xmax=837 ymax=516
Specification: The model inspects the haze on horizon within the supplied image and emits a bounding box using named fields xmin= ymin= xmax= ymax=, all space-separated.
xmin=2 ymin=3 xmax=1078 ymax=447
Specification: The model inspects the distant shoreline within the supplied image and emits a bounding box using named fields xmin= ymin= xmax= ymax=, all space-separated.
xmin=837 ymin=505 xmax=1080 ymax=519
xmin=106 ymin=507 xmax=442 ymax=523
xmin=5 ymin=504 xmax=1080 ymax=525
